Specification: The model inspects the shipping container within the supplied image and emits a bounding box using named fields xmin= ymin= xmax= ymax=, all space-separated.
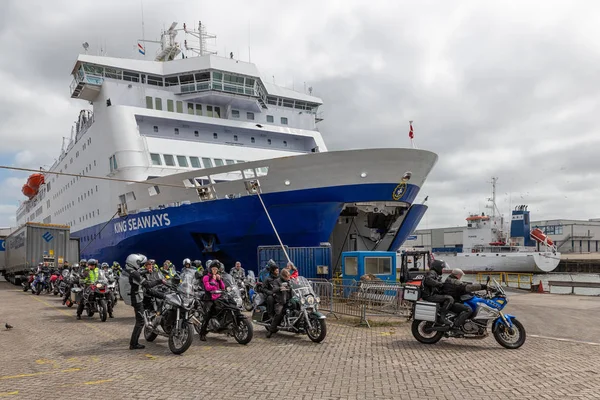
xmin=2 ymin=223 xmax=71 ymax=284
xmin=257 ymin=245 xmax=332 ymax=279
xmin=0 ymin=235 xmax=6 ymax=273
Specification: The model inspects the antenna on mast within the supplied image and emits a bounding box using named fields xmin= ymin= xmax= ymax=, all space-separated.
xmin=183 ymin=21 xmax=217 ymax=57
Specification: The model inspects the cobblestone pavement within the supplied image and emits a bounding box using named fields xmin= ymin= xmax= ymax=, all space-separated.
xmin=1 ymin=281 xmax=600 ymax=400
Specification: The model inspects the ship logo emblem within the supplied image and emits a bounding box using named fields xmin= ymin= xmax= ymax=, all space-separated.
xmin=42 ymin=232 xmax=54 ymax=242
xmin=392 ymin=182 xmax=407 ymax=201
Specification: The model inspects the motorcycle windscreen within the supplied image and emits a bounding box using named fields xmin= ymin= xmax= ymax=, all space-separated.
xmin=222 ymin=273 xmax=243 ymax=303
xmin=178 ymin=271 xmax=195 ymax=308
xmin=388 ymin=204 xmax=428 ymax=252
xmin=246 ymin=270 xmax=256 ymax=283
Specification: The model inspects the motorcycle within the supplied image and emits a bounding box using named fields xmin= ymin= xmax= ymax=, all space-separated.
xmin=408 ymin=278 xmax=526 ymax=349
xmin=252 ymin=276 xmax=327 ymax=343
xmin=22 ymin=269 xmax=35 ymax=292
xmin=31 ymin=270 xmax=48 ymax=295
xmin=50 ymin=269 xmax=60 ymax=295
xmin=65 ymin=271 xmax=81 ymax=308
xmin=80 ymin=270 xmax=110 ymax=322
xmin=106 ymin=270 xmax=118 ymax=308
xmin=58 ymin=269 xmax=69 ymax=297
xmin=240 ymin=271 xmax=257 ymax=311
xmin=192 ymin=273 xmax=253 ymax=345
xmin=143 ymin=270 xmax=195 ymax=355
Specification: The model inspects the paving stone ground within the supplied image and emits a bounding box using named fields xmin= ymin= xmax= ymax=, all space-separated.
xmin=1 ymin=281 xmax=600 ymax=399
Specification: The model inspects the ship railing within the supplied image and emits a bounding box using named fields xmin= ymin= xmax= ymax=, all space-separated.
xmin=475 ymin=272 xmax=533 ymax=290
xmin=179 ymin=80 xmax=257 ymax=97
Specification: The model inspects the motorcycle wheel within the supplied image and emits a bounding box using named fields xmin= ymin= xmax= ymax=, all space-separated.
xmin=144 ymin=325 xmax=158 ymax=342
xmin=233 ymin=318 xmax=253 ymax=345
xmin=168 ymin=322 xmax=194 ymax=355
xmin=493 ymin=318 xmax=526 ymax=349
xmin=411 ymin=320 xmax=444 ymax=344
xmin=23 ymin=285 xmax=28 ymax=292
xmin=36 ymin=286 xmax=42 ymax=295
xmin=99 ymin=300 xmax=108 ymax=322
xmin=87 ymin=308 xmax=94 ymax=317
xmin=306 ymin=317 xmax=327 ymax=343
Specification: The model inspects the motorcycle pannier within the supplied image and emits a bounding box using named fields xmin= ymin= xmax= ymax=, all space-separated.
xmin=414 ymin=301 xmax=438 ymax=322
xmin=403 ymin=285 xmax=420 ymax=302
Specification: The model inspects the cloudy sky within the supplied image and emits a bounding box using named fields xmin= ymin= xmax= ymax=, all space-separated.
xmin=0 ymin=0 xmax=599 ymax=229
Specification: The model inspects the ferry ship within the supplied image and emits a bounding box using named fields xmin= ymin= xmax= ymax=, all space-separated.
xmin=433 ymin=179 xmax=560 ymax=273
xmin=15 ymin=22 xmax=438 ymax=270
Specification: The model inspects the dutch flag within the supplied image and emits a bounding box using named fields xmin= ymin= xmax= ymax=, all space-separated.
xmin=138 ymin=43 xmax=145 ymax=55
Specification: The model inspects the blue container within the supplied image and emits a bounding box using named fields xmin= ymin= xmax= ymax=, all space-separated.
xmin=257 ymin=245 xmax=332 ymax=279
xmin=341 ymin=251 xmax=397 ymax=282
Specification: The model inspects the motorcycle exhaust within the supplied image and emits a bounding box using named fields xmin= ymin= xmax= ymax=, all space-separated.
xmin=190 ymin=315 xmax=202 ymax=326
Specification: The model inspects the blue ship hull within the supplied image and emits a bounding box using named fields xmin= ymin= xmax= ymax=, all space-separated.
xmin=74 ymin=182 xmax=423 ymax=271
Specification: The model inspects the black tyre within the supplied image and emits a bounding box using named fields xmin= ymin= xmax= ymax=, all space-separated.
xmin=144 ymin=325 xmax=158 ymax=342
xmin=36 ymin=286 xmax=42 ymax=295
xmin=168 ymin=322 xmax=194 ymax=355
xmin=306 ymin=317 xmax=327 ymax=343
xmin=411 ymin=320 xmax=444 ymax=344
xmin=87 ymin=308 xmax=94 ymax=317
xmin=23 ymin=285 xmax=28 ymax=292
xmin=233 ymin=318 xmax=253 ymax=345
xmin=99 ymin=300 xmax=108 ymax=322
xmin=493 ymin=318 xmax=526 ymax=349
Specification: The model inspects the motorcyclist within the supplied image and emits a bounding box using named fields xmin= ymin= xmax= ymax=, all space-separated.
xmin=198 ymin=260 xmax=225 ymax=341
xmin=421 ymin=259 xmax=454 ymax=325
xmin=76 ymin=259 xmax=100 ymax=320
xmin=182 ymin=258 xmax=193 ymax=271
xmin=112 ymin=261 xmax=122 ymax=276
xmin=63 ymin=263 xmax=80 ymax=305
xmin=262 ymin=261 xmax=279 ymax=319
xmin=194 ymin=260 xmax=204 ymax=276
xmin=284 ymin=261 xmax=298 ymax=279
xmin=160 ymin=260 xmax=177 ymax=279
xmin=443 ymin=268 xmax=488 ymax=328
xmin=79 ymin=259 xmax=87 ymax=269
xmin=126 ymin=254 xmax=166 ymax=350
xmin=231 ymin=261 xmax=245 ymax=280
xmin=266 ymin=269 xmax=293 ymax=338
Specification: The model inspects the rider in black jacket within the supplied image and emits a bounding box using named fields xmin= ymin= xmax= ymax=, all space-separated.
xmin=421 ymin=260 xmax=454 ymax=325
xmin=266 ymin=269 xmax=293 ymax=338
xmin=443 ymin=268 xmax=487 ymax=328
xmin=262 ymin=261 xmax=279 ymax=319
xmin=126 ymin=254 xmax=165 ymax=350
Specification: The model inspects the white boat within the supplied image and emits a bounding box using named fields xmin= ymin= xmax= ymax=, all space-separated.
xmin=434 ymin=179 xmax=560 ymax=273
xmin=14 ymin=21 xmax=438 ymax=272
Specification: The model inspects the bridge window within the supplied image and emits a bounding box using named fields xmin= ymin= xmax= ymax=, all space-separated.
xmin=122 ymin=70 xmax=139 ymax=82
xmin=214 ymin=159 xmax=224 ymax=167
xmin=147 ymin=75 xmax=163 ymax=86
xmin=232 ymin=110 xmax=240 ymax=118
xmin=163 ymin=154 xmax=175 ymax=167
xmin=281 ymin=117 xmax=288 ymax=125
xmin=195 ymin=72 xmax=210 ymax=82
xmin=202 ymin=158 xmax=213 ymax=168
xmin=247 ymin=112 xmax=254 ymax=120
xmin=155 ymin=98 xmax=162 ymax=110
xmin=190 ymin=157 xmax=201 ymax=168
xmin=150 ymin=153 xmax=162 ymax=166
xmin=165 ymin=76 xmax=179 ymax=87
xmin=226 ymin=159 xmax=235 ymax=165
xmin=179 ymin=74 xmax=194 ymax=84
xmin=267 ymin=115 xmax=274 ymax=123
xmin=176 ymin=156 xmax=188 ymax=167
xmin=145 ymin=96 xmax=153 ymax=109
xmin=267 ymin=96 xmax=277 ymax=105
xmin=167 ymin=99 xmax=174 ymax=112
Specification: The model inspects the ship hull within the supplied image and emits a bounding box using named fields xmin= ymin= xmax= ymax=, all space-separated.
xmin=76 ymin=182 xmax=426 ymax=271
xmin=436 ymin=251 xmax=561 ymax=273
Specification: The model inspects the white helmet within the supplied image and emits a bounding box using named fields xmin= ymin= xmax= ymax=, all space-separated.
xmin=126 ymin=254 xmax=148 ymax=270
xmin=183 ymin=258 xmax=191 ymax=267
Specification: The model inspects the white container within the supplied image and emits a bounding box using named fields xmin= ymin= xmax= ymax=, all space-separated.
xmin=403 ymin=285 xmax=420 ymax=302
xmin=414 ymin=301 xmax=437 ymax=322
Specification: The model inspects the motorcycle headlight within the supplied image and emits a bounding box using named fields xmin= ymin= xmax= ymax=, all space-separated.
xmin=96 ymin=283 xmax=103 ymax=288
xmin=227 ymin=287 xmax=232 ymax=292
xmin=300 ymin=297 xmax=306 ymax=305
xmin=315 ymin=296 xmax=321 ymax=303
xmin=307 ymin=295 xmax=315 ymax=305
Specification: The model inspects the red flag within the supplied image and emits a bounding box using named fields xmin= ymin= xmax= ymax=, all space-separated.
xmin=408 ymin=122 xmax=414 ymax=139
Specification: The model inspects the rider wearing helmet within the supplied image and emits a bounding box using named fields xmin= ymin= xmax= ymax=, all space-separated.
xmin=112 ymin=261 xmax=122 ymax=277
xmin=76 ymin=259 xmax=100 ymax=320
xmin=160 ymin=260 xmax=176 ymax=279
xmin=182 ymin=258 xmax=192 ymax=270
xmin=126 ymin=254 xmax=166 ymax=350
xmin=79 ymin=259 xmax=87 ymax=269
xmin=443 ymin=268 xmax=488 ymax=329
xmin=194 ymin=260 xmax=204 ymax=276
xmin=263 ymin=261 xmax=280 ymax=319
xmin=231 ymin=261 xmax=245 ymax=280
xmin=421 ymin=259 xmax=454 ymax=325
xmin=198 ymin=260 xmax=225 ymax=341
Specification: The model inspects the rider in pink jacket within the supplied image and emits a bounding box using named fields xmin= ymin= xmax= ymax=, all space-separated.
xmin=202 ymin=265 xmax=225 ymax=301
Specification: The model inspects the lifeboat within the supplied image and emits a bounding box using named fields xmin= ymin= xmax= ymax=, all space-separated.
xmin=26 ymin=173 xmax=45 ymax=190
xmin=530 ymin=228 xmax=554 ymax=247
xmin=22 ymin=184 xmax=37 ymax=199
xmin=466 ymin=215 xmax=490 ymax=221
xmin=489 ymin=241 xmax=506 ymax=246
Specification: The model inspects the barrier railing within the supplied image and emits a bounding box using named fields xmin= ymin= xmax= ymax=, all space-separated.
xmin=504 ymin=273 xmax=533 ymax=290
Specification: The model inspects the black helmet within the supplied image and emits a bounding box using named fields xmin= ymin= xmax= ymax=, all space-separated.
xmin=87 ymin=259 xmax=98 ymax=266
xmin=268 ymin=259 xmax=279 ymax=273
xmin=430 ymin=260 xmax=447 ymax=275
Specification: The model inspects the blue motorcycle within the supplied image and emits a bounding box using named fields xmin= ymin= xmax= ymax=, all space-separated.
xmin=409 ymin=278 xmax=526 ymax=349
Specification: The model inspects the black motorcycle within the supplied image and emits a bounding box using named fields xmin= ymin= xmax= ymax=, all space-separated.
xmin=143 ymin=271 xmax=195 ymax=355
xmin=192 ymin=273 xmax=253 ymax=345
xmin=80 ymin=270 xmax=110 ymax=322
xmin=252 ymin=276 xmax=327 ymax=343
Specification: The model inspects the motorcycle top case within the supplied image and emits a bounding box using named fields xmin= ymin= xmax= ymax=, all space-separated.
xmin=413 ymin=301 xmax=438 ymax=322
xmin=119 ymin=273 xmax=132 ymax=306
xmin=403 ymin=285 xmax=420 ymax=302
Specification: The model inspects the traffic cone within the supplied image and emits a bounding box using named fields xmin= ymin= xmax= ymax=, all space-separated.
xmin=537 ymin=280 xmax=544 ymax=293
